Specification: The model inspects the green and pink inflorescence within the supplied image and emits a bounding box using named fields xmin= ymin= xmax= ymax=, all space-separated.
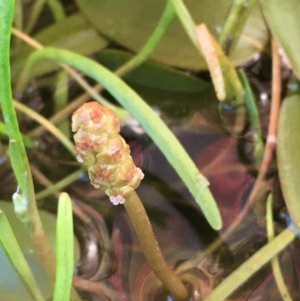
xmin=72 ymin=102 xmax=144 ymax=204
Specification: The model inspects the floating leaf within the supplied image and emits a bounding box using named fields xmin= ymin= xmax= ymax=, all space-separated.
xmin=97 ymin=49 xmax=210 ymax=93
xmin=76 ymin=0 xmax=267 ymax=70
xmin=260 ymin=0 xmax=300 ymax=80
xmin=277 ymin=94 xmax=300 ymax=228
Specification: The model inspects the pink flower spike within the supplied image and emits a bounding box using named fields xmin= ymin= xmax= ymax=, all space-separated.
xmin=72 ymin=101 xmax=143 ymax=199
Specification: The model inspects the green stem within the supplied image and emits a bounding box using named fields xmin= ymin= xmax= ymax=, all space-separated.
xmin=169 ymin=0 xmax=201 ymax=53
xmin=46 ymin=0 xmax=65 ymax=21
xmin=16 ymin=47 xmax=222 ymax=230
xmin=13 ymin=100 xmax=75 ymax=156
xmin=25 ymin=0 xmax=47 ymax=33
xmin=218 ymin=0 xmax=255 ymax=54
xmin=0 ymin=0 xmax=56 ymax=281
xmin=239 ymin=70 xmax=264 ymax=166
xmin=36 ymin=169 xmax=83 ymax=201
xmin=203 ymin=228 xmax=296 ymax=301
xmin=124 ymin=190 xmax=189 ymax=300
xmin=25 ymin=0 xmax=65 ymax=34
xmin=115 ymin=0 xmax=175 ymax=77
xmin=54 ymin=70 xmax=70 ymax=136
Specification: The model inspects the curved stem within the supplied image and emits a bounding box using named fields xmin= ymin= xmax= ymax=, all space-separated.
xmin=13 ymin=100 xmax=75 ymax=156
xmin=124 ymin=190 xmax=189 ymax=300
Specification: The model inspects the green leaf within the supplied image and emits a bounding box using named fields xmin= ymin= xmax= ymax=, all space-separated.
xmin=97 ymin=49 xmax=210 ymax=93
xmin=203 ymin=228 xmax=295 ymax=301
xmin=0 ymin=201 xmax=81 ymax=301
xmin=8 ymin=139 xmax=28 ymax=192
xmin=11 ymin=13 xmax=108 ymax=78
xmin=195 ymin=24 xmax=244 ymax=104
xmin=53 ymin=193 xmax=74 ymax=301
xmin=17 ymin=47 xmax=222 ymax=230
xmin=260 ymin=0 xmax=300 ymax=80
xmin=0 ymin=209 xmax=45 ymax=301
xmin=76 ymin=0 xmax=267 ymax=70
xmin=0 ymin=122 xmax=33 ymax=147
xmin=277 ymin=94 xmax=300 ymax=228
xmin=218 ymin=0 xmax=256 ymax=55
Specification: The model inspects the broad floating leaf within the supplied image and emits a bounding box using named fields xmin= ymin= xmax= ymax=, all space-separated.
xmin=76 ymin=0 xmax=267 ymax=70
xmin=260 ymin=0 xmax=300 ymax=80
xmin=277 ymin=94 xmax=300 ymax=228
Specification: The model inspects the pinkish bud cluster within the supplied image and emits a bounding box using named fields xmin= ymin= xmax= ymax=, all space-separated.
xmin=72 ymin=102 xmax=144 ymax=202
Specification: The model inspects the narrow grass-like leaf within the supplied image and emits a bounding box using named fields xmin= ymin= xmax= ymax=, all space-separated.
xmin=36 ymin=170 xmax=83 ymax=201
xmin=53 ymin=192 xmax=74 ymax=301
xmin=0 ymin=3 xmax=54 ymax=272
xmin=239 ymin=70 xmax=264 ymax=166
xmin=218 ymin=0 xmax=256 ymax=55
xmin=0 ymin=121 xmax=33 ymax=147
xmin=0 ymin=209 xmax=45 ymax=301
xmin=16 ymin=47 xmax=222 ymax=230
xmin=54 ymin=71 xmax=70 ymax=136
xmin=13 ymin=100 xmax=75 ymax=156
xmin=203 ymin=228 xmax=296 ymax=301
xmin=266 ymin=195 xmax=293 ymax=301
xmin=0 ymin=0 xmax=30 ymax=200
xmin=169 ymin=0 xmax=202 ymax=54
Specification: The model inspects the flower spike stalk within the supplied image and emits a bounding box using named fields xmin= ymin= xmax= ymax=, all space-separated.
xmin=72 ymin=102 xmax=189 ymax=300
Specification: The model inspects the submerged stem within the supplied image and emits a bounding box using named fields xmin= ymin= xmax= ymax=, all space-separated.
xmin=124 ymin=190 xmax=189 ymax=300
